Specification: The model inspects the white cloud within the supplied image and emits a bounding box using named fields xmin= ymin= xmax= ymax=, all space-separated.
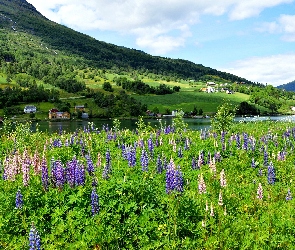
xmin=221 ymin=54 xmax=295 ymax=86
xmin=258 ymin=14 xmax=295 ymax=41
xmin=26 ymin=0 xmax=294 ymax=54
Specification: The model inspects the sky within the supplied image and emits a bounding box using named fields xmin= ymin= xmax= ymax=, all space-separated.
xmin=26 ymin=0 xmax=295 ymax=86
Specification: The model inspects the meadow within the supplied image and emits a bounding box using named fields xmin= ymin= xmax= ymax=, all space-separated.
xmin=1 ymin=117 xmax=295 ymax=249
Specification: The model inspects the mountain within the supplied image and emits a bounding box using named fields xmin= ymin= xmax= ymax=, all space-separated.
xmin=0 ymin=0 xmax=254 ymax=83
xmin=277 ymin=80 xmax=295 ymax=91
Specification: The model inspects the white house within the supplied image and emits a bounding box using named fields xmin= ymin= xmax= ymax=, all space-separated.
xmin=24 ymin=105 xmax=37 ymax=113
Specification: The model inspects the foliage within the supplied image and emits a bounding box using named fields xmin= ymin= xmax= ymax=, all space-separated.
xmin=211 ymin=101 xmax=236 ymax=133
xmin=2 ymin=118 xmax=295 ymax=248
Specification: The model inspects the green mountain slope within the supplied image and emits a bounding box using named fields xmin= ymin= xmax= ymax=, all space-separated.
xmin=0 ymin=0 xmax=253 ymax=83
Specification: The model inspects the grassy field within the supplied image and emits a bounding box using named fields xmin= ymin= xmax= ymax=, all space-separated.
xmin=134 ymin=91 xmax=250 ymax=114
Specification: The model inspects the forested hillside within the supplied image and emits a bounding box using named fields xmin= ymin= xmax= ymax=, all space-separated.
xmin=0 ymin=0 xmax=253 ymax=83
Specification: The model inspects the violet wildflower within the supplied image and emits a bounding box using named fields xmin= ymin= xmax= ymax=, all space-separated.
xmin=85 ymin=154 xmax=95 ymax=175
xmin=53 ymin=160 xmax=64 ymax=190
xmin=191 ymin=157 xmax=197 ymax=170
xmin=267 ymin=162 xmax=276 ymax=185
xmin=75 ymin=163 xmax=85 ymax=186
xmin=251 ymin=158 xmax=256 ymax=168
xmin=258 ymin=168 xmax=263 ymax=176
xmin=15 ymin=190 xmax=23 ymax=209
xmin=286 ymin=189 xmax=292 ymax=201
xmin=221 ymin=131 xmax=226 ymax=151
xmin=147 ymin=138 xmax=154 ymax=156
xmin=29 ymin=223 xmax=41 ymax=250
xmin=127 ymin=146 xmax=136 ymax=167
xmin=140 ymin=149 xmax=149 ymax=172
xmin=236 ymin=133 xmax=240 ymax=149
xmin=257 ymin=183 xmax=263 ymax=200
xmin=156 ymin=155 xmax=163 ymax=174
xmin=177 ymin=147 xmax=183 ymax=158
xmin=243 ymin=132 xmax=248 ymax=150
xmin=121 ymin=144 xmax=127 ymax=160
xmin=165 ymin=159 xmax=184 ymax=194
xmin=263 ymin=148 xmax=268 ymax=166
xmin=91 ymin=188 xmax=100 ymax=216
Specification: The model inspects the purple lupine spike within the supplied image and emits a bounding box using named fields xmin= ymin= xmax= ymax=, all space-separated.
xmin=191 ymin=157 xmax=197 ymax=170
xmin=258 ymin=168 xmax=263 ymax=176
xmin=184 ymin=138 xmax=190 ymax=150
xmin=177 ymin=147 xmax=183 ymax=158
xmin=156 ymin=155 xmax=163 ymax=174
xmin=102 ymin=164 xmax=111 ymax=180
xmin=236 ymin=133 xmax=240 ymax=149
xmin=148 ymin=138 xmax=154 ymax=155
xmin=263 ymin=148 xmax=268 ymax=166
xmin=221 ymin=131 xmax=226 ymax=151
xmin=85 ymin=155 xmax=95 ymax=175
xmin=243 ymin=133 xmax=248 ymax=150
xmin=75 ymin=163 xmax=85 ymax=186
xmin=66 ymin=156 xmax=77 ymax=188
xmin=251 ymin=158 xmax=256 ymax=168
xmin=140 ymin=149 xmax=149 ymax=172
xmin=29 ymin=223 xmax=41 ymax=250
xmin=41 ymin=156 xmax=49 ymax=191
xmin=54 ymin=160 xmax=64 ymax=190
xmin=267 ymin=162 xmax=276 ymax=185
xmin=127 ymin=146 xmax=136 ymax=167
xmin=15 ymin=190 xmax=23 ymax=209
xmin=286 ymin=189 xmax=292 ymax=201
xmin=106 ymin=150 xmax=111 ymax=168
xmin=165 ymin=158 xmax=184 ymax=194
xmin=207 ymin=152 xmax=211 ymax=165
xmin=91 ymin=188 xmax=100 ymax=216
xmin=121 ymin=144 xmax=127 ymax=160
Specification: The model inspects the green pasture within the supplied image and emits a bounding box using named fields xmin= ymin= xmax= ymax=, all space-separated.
xmin=134 ymin=91 xmax=250 ymax=114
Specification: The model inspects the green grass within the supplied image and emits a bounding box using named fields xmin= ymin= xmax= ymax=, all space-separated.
xmin=134 ymin=91 xmax=250 ymax=113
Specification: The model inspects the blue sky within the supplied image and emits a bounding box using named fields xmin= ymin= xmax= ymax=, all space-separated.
xmin=27 ymin=0 xmax=295 ymax=86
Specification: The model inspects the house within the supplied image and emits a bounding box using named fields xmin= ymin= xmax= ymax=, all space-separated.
xmin=24 ymin=105 xmax=37 ymax=113
xmin=75 ymin=105 xmax=85 ymax=112
xmin=49 ymin=109 xmax=70 ymax=120
xmin=207 ymin=86 xmax=215 ymax=93
xmin=206 ymin=82 xmax=216 ymax=86
xmin=81 ymin=113 xmax=89 ymax=119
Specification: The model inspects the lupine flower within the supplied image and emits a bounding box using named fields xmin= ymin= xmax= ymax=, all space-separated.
xmin=198 ymin=173 xmax=206 ymax=194
xmin=91 ymin=188 xmax=100 ymax=216
xmin=75 ymin=163 xmax=85 ymax=186
xmin=209 ymin=158 xmax=216 ymax=177
xmin=140 ymin=149 xmax=149 ymax=172
xmin=224 ymin=205 xmax=227 ymax=216
xmin=22 ymin=160 xmax=30 ymax=187
xmin=165 ymin=159 xmax=184 ymax=194
xmin=257 ymin=183 xmax=263 ymax=200
xmin=221 ymin=131 xmax=226 ymax=151
xmin=121 ymin=144 xmax=127 ymax=160
xmin=210 ymin=202 xmax=214 ymax=217
xmin=191 ymin=157 xmax=197 ymax=170
xmin=202 ymin=220 xmax=206 ymax=228
xmin=184 ymin=138 xmax=190 ymax=150
xmin=41 ymin=156 xmax=49 ymax=191
xmin=220 ymin=169 xmax=227 ymax=187
xmin=53 ymin=160 xmax=64 ymax=189
xmin=177 ymin=147 xmax=183 ymax=158
xmin=96 ymin=152 xmax=101 ymax=167
xmin=15 ymin=190 xmax=23 ymax=209
xmin=236 ymin=133 xmax=240 ymax=149
xmin=29 ymin=223 xmax=41 ymax=250
xmin=156 ymin=155 xmax=163 ymax=174
xmin=251 ymin=158 xmax=256 ymax=168
xmin=267 ymin=162 xmax=276 ymax=185
xmin=263 ymin=149 xmax=268 ymax=166
xmin=85 ymin=155 xmax=95 ymax=175
xmin=218 ymin=190 xmax=223 ymax=206
xmin=243 ymin=133 xmax=248 ymax=150
xmin=102 ymin=164 xmax=111 ymax=180
xmin=205 ymin=200 xmax=209 ymax=211
xmin=65 ymin=156 xmax=77 ymax=188
xmin=286 ymin=189 xmax=292 ymax=201
xmin=147 ymin=138 xmax=154 ymax=156
xmin=127 ymin=146 xmax=136 ymax=167
xmin=258 ymin=168 xmax=263 ymax=176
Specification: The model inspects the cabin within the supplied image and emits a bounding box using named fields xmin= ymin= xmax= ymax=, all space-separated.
xmin=24 ymin=105 xmax=37 ymax=113
xmin=49 ymin=109 xmax=70 ymax=120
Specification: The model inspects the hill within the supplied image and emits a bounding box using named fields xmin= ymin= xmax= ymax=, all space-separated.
xmin=277 ymin=80 xmax=295 ymax=91
xmin=0 ymin=0 xmax=253 ymax=83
